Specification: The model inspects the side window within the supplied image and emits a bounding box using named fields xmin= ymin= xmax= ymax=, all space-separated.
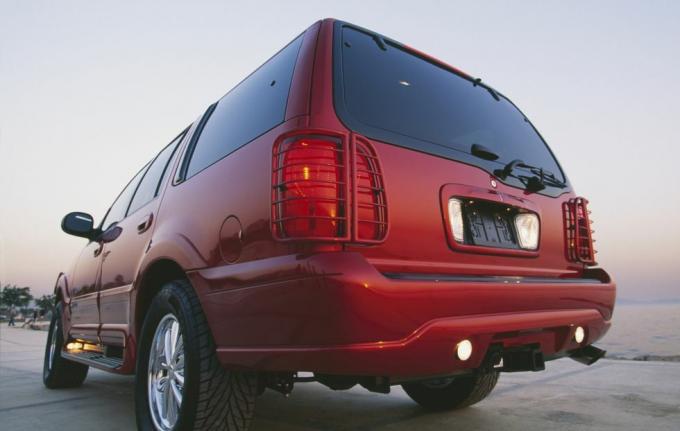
xmin=184 ymin=34 xmax=303 ymax=179
xmin=158 ymin=132 xmax=184 ymax=192
xmin=127 ymin=134 xmax=183 ymax=216
xmin=100 ymin=165 xmax=149 ymax=231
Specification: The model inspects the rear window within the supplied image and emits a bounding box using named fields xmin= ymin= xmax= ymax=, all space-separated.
xmin=333 ymin=24 xmax=566 ymax=192
xmin=185 ymin=34 xmax=304 ymax=179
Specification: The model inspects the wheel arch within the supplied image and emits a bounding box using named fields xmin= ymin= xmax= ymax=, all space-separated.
xmin=134 ymin=258 xmax=188 ymax=340
xmin=132 ymin=230 xmax=210 ymax=339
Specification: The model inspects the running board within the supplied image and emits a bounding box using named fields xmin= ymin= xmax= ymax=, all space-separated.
xmin=62 ymin=350 xmax=124 ymax=369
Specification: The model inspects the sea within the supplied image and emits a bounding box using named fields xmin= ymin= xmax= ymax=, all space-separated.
xmin=598 ymin=302 xmax=680 ymax=360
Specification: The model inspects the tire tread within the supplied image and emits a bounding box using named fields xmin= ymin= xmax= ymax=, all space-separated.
xmin=402 ymin=371 xmax=499 ymax=411
xmin=43 ymin=304 xmax=89 ymax=389
xmin=136 ymin=280 xmax=256 ymax=430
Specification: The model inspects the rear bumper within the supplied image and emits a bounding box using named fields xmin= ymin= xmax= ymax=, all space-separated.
xmin=189 ymin=252 xmax=615 ymax=378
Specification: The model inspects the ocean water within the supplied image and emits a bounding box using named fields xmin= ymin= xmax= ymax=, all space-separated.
xmin=598 ymin=303 xmax=680 ymax=359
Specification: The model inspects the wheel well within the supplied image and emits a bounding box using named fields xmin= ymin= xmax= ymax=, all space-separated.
xmin=135 ymin=259 xmax=187 ymax=338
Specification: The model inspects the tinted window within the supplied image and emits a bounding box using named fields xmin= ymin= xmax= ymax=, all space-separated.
xmin=334 ymin=25 xmax=566 ymax=190
xmin=159 ymin=132 xmax=183 ymax=190
xmin=185 ymin=34 xmax=304 ymax=178
xmin=101 ymin=165 xmax=148 ymax=231
xmin=127 ymin=135 xmax=182 ymax=216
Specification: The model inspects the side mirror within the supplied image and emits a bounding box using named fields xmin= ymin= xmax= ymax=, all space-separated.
xmin=61 ymin=212 xmax=95 ymax=239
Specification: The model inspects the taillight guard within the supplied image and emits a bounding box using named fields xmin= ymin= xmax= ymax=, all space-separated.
xmin=563 ymin=197 xmax=597 ymax=265
xmin=272 ymin=131 xmax=350 ymax=241
xmin=271 ymin=130 xmax=388 ymax=243
xmin=353 ymin=136 xmax=388 ymax=242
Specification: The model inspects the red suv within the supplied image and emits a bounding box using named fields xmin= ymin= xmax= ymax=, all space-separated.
xmin=43 ymin=19 xmax=615 ymax=430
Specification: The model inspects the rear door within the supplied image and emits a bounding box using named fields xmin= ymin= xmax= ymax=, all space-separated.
xmin=98 ymin=134 xmax=183 ymax=346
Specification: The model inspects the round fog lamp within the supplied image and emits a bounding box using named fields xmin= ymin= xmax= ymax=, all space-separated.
xmin=456 ymin=339 xmax=473 ymax=361
xmin=574 ymin=326 xmax=585 ymax=344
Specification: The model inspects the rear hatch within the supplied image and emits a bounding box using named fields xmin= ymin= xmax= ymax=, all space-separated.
xmin=332 ymin=22 xmax=583 ymax=278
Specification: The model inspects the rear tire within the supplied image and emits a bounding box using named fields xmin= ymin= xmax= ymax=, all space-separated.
xmin=135 ymin=280 xmax=257 ymax=431
xmin=42 ymin=303 xmax=89 ymax=389
xmin=402 ymin=371 xmax=499 ymax=411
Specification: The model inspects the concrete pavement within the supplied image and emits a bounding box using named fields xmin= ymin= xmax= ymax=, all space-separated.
xmin=1 ymin=326 xmax=679 ymax=430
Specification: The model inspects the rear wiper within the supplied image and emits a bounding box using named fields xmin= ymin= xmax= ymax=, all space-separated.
xmin=495 ymin=159 xmax=525 ymax=179
xmin=494 ymin=159 xmax=567 ymax=192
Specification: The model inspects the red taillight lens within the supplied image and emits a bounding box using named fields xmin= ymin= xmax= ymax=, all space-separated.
xmin=563 ymin=197 xmax=596 ymax=265
xmin=354 ymin=139 xmax=387 ymax=241
xmin=272 ymin=135 xmax=348 ymax=240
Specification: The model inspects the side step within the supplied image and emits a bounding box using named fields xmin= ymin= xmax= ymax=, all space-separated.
xmin=62 ymin=349 xmax=124 ymax=370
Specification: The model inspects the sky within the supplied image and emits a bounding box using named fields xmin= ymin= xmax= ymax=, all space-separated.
xmin=1 ymin=0 xmax=679 ymax=300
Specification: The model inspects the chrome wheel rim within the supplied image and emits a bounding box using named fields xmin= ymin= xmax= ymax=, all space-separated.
xmin=148 ymin=314 xmax=184 ymax=431
xmin=48 ymin=322 xmax=58 ymax=371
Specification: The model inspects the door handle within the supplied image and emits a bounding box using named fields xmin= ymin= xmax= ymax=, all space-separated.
xmin=137 ymin=214 xmax=154 ymax=234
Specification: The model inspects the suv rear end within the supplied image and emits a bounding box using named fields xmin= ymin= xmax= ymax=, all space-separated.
xmin=194 ymin=19 xmax=615 ymax=384
xmin=44 ymin=18 xmax=616 ymax=428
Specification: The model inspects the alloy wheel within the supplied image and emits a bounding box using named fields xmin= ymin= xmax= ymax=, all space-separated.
xmin=147 ymin=314 xmax=185 ymax=430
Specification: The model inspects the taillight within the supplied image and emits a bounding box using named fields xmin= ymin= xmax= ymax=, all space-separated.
xmin=563 ymin=197 xmax=596 ymax=265
xmin=272 ymin=133 xmax=348 ymax=240
xmin=272 ymin=131 xmax=388 ymax=243
xmin=354 ymin=138 xmax=388 ymax=242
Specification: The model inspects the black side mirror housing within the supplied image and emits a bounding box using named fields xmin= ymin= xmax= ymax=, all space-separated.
xmin=61 ymin=212 xmax=95 ymax=239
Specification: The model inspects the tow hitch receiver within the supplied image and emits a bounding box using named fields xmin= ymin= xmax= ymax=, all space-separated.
xmin=482 ymin=344 xmax=546 ymax=373
xmin=502 ymin=345 xmax=546 ymax=372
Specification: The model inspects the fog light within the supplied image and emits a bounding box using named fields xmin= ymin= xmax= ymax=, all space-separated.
xmin=574 ymin=326 xmax=585 ymax=344
xmin=456 ymin=339 xmax=473 ymax=361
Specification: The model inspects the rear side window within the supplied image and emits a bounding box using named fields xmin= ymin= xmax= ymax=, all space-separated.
xmin=101 ymin=165 xmax=149 ymax=231
xmin=127 ymin=134 xmax=183 ymax=216
xmin=185 ymin=34 xmax=304 ymax=179
xmin=334 ymin=24 xmax=566 ymax=192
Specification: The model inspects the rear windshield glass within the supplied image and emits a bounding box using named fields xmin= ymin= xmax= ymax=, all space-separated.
xmin=334 ymin=24 xmax=566 ymax=189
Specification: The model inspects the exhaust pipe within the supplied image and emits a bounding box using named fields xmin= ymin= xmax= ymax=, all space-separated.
xmin=569 ymin=345 xmax=606 ymax=366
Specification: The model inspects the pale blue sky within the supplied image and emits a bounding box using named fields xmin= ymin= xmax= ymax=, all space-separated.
xmin=1 ymin=0 xmax=679 ymax=300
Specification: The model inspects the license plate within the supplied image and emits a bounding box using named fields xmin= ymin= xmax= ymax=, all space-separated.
xmin=464 ymin=203 xmax=518 ymax=249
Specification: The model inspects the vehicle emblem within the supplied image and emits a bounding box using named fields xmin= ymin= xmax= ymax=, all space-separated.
xmin=491 ymin=179 xmax=497 ymax=188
